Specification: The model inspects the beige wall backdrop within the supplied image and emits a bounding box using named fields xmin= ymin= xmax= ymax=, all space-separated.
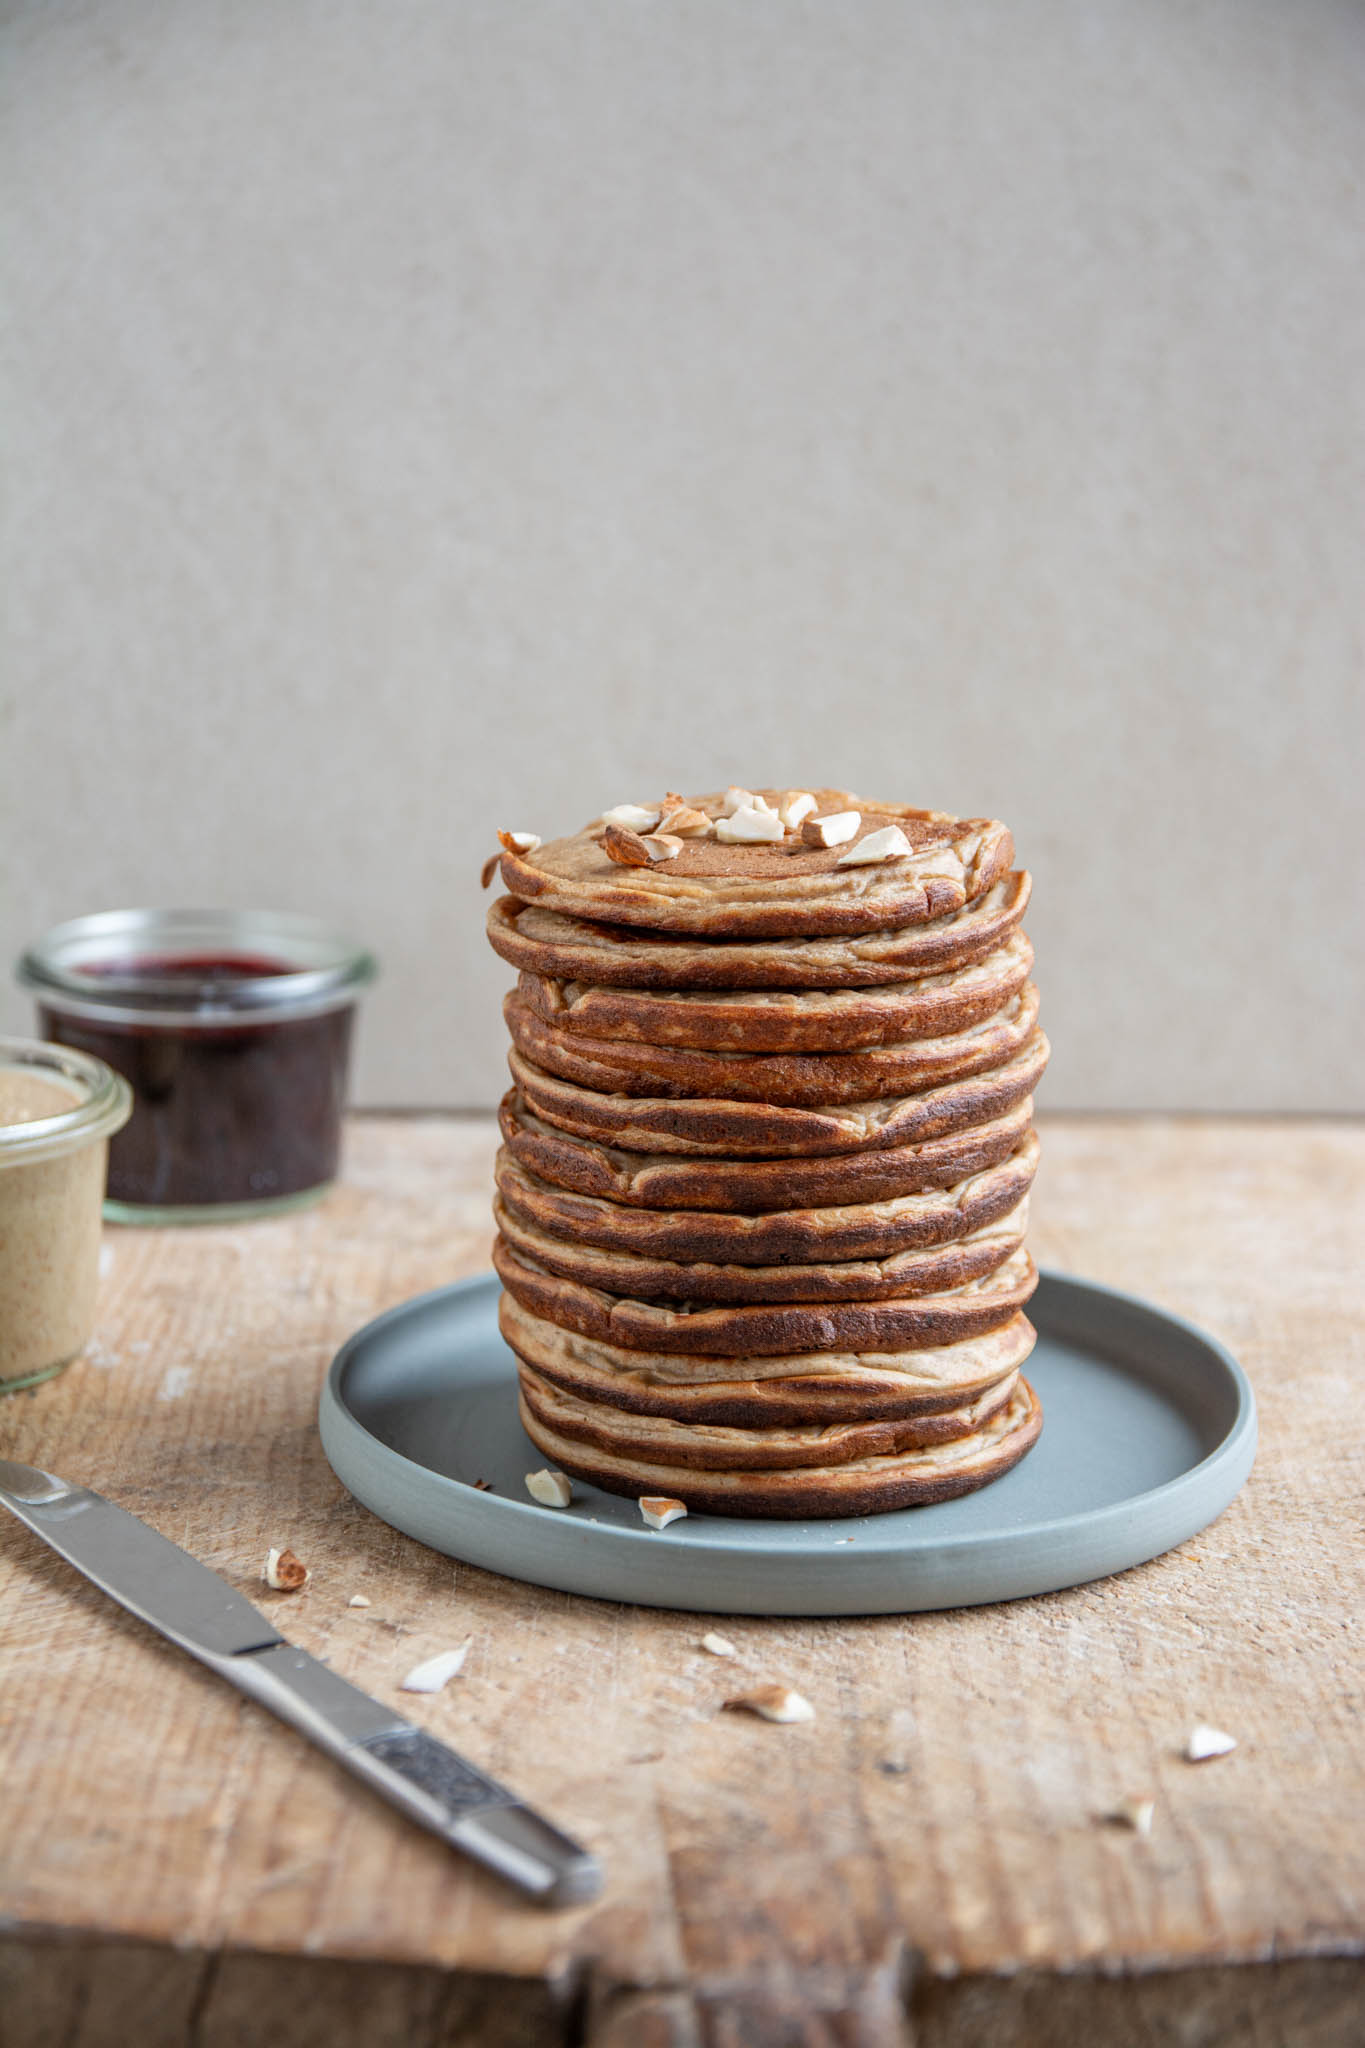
xmin=2 ymin=1 xmax=1362 ymax=1110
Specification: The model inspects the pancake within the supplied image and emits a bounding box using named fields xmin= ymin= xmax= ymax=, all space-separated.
xmin=497 ymin=790 xmax=1013 ymax=939
xmin=499 ymin=1090 xmax=1035 ymax=1210
xmin=493 ymin=1235 xmax=1037 ymax=1355
xmin=493 ymin=1191 xmax=1027 ymax=1303
xmin=516 ymin=1361 xmax=1019 ymax=1469
xmin=507 ymin=1031 xmax=1049 ymax=1158
xmin=505 ymin=981 xmax=1040 ymax=1103
xmin=495 ymin=1131 xmax=1040 ymax=1266
xmin=487 ymin=872 xmax=1031 ymax=993
xmin=511 ymin=931 xmax=1032 ymax=1058
xmin=517 ymin=1376 xmax=1043 ymax=1517
xmin=500 ymin=1291 xmax=1038 ymax=1422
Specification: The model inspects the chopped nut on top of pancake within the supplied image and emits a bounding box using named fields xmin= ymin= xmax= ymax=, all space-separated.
xmin=641 ymin=833 xmax=683 ymax=862
xmin=602 ymin=824 xmax=655 ymax=866
xmin=779 ymin=791 xmax=818 ymax=829
xmin=716 ymin=806 xmax=785 ymax=844
xmin=602 ymin=803 xmax=662 ymax=831
xmin=719 ymin=786 xmax=759 ymax=815
xmin=658 ymin=802 xmax=713 ymax=837
xmin=801 ymin=810 xmax=861 ymax=848
xmin=837 ymin=825 xmax=913 ymax=866
xmin=498 ymin=830 xmax=542 ymax=854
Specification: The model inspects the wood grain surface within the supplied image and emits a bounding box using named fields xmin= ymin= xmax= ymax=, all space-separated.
xmin=0 ymin=1115 xmax=1361 ymax=2048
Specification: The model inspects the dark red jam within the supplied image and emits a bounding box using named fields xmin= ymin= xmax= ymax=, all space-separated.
xmin=83 ymin=953 xmax=294 ymax=983
xmin=38 ymin=954 xmax=355 ymax=1210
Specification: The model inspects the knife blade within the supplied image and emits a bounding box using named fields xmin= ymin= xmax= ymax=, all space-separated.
xmin=0 ymin=1455 xmax=601 ymax=1907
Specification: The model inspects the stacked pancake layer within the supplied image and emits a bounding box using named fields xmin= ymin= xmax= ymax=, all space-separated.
xmin=487 ymin=790 xmax=1047 ymax=1519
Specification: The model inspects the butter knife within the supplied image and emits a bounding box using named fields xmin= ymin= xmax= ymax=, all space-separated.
xmin=0 ymin=1456 xmax=601 ymax=1907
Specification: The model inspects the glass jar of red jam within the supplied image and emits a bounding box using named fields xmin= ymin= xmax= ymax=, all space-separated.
xmin=17 ymin=910 xmax=376 ymax=1224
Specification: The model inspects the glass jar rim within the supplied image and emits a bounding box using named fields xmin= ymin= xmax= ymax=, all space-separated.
xmin=16 ymin=908 xmax=377 ymax=1028
xmin=0 ymin=1036 xmax=133 ymax=1166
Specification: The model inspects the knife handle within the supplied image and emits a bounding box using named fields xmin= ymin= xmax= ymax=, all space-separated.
xmin=220 ymin=1644 xmax=602 ymax=1907
xmin=351 ymin=1728 xmax=603 ymax=1906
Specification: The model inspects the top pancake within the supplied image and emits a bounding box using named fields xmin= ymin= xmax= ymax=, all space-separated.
xmin=496 ymin=790 xmax=1013 ymax=939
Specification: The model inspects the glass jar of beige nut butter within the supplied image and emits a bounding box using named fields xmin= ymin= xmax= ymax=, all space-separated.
xmin=0 ymin=1038 xmax=131 ymax=1394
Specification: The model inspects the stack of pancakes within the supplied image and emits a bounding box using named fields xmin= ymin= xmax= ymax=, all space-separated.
xmin=486 ymin=789 xmax=1047 ymax=1519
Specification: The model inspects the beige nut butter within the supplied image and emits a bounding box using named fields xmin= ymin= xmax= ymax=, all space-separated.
xmin=0 ymin=1041 xmax=132 ymax=1393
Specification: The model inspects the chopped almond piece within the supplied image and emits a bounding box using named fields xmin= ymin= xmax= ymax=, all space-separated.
xmin=1108 ymin=1796 xmax=1156 ymax=1834
xmin=836 ymin=825 xmax=913 ymax=866
xmin=262 ymin=1547 xmax=309 ymax=1592
xmin=638 ymin=1496 xmax=688 ymax=1529
xmin=723 ymin=1685 xmax=814 ymax=1724
xmin=658 ymin=805 xmax=713 ymax=837
xmin=497 ymin=830 xmax=541 ymax=855
xmin=525 ymin=1468 xmax=573 ymax=1508
xmin=602 ymin=824 xmax=653 ymax=866
xmin=801 ymin=810 xmax=861 ymax=848
xmin=716 ymin=806 xmax=785 ymax=844
xmin=602 ymin=803 xmax=662 ymax=832
xmin=399 ymin=1641 xmax=471 ymax=1694
xmin=1184 ymin=1724 xmax=1237 ymax=1761
xmin=641 ymin=833 xmax=683 ymax=862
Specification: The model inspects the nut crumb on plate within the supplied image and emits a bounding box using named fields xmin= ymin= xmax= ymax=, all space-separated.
xmin=347 ymin=1593 xmax=371 ymax=1609
xmin=638 ymin=1496 xmax=688 ymax=1529
xmin=700 ymin=1632 xmax=737 ymax=1658
xmin=525 ymin=1468 xmax=573 ymax=1508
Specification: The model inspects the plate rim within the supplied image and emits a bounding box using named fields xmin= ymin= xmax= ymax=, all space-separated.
xmin=319 ymin=1266 xmax=1256 ymax=1575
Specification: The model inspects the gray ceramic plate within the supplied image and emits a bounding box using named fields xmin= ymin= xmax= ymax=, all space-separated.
xmin=318 ymin=1270 xmax=1255 ymax=1616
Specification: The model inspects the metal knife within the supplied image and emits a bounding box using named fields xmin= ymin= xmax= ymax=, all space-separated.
xmin=0 ymin=1456 xmax=601 ymax=1907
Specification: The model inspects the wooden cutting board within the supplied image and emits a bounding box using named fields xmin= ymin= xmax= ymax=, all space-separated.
xmin=0 ymin=1114 xmax=1361 ymax=2047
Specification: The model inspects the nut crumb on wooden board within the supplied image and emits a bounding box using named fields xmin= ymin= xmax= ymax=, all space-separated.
xmin=0 ymin=1112 xmax=1359 ymax=2032
xmin=262 ymin=1546 xmax=308 ymax=1591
